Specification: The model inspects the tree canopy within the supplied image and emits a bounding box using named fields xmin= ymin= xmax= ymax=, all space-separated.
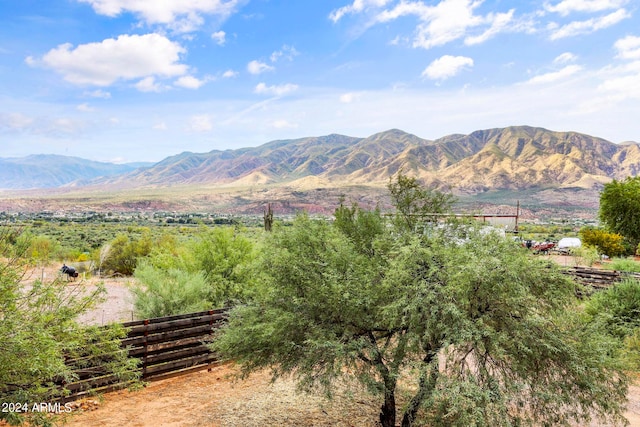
xmin=214 ymin=175 xmax=628 ymax=427
xmin=599 ymin=176 xmax=640 ymax=253
xmin=387 ymin=172 xmax=456 ymax=231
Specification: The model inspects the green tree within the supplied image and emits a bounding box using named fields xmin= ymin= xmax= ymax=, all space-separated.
xmin=0 ymin=227 xmax=138 ymax=426
xmin=101 ymin=230 xmax=153 ymax=275
xmin=192 ymin=227 xmax=254 ymax=305
xmin=388 ymin=171 xmax=456 ymax=231
xmin=599 ymin=176 xmax=640 ymax=252
xmin=214 ymin=213 xmax=627 ymax=427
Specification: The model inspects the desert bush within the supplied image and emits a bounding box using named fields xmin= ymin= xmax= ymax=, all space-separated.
xmin=622 ymin=328 xmax=640 ymax=370
xmin=603 ymin=257 xmax=640 ymax=273
xmin=131 ymin=260 xmax=211 ymax=318
xmin=101 ymin=231 xmax=153 ymax=275
xmin=584 ymin=278 xmax=640 ymax=340
xmin=580 ymin=227 xmax=626 ymax=258
xmin=27 ymin=234 xmax=59 ymax=263
xmin=570 ymin=245 xmax=600 ymax=267
xmin=192 ymin=227 xmax=255 ymax=305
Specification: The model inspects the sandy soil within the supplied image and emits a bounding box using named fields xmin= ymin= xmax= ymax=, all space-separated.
xmin=23 ymin=264 xmax=136 ymax=325
xmin=55 ymin=363 xmax=640 ymax=427
xmin=60 ymin=363 xmax=380 ymax=427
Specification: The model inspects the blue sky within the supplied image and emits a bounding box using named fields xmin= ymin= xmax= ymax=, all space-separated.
xmin=1 ymin=0 xmax=639 ymax=163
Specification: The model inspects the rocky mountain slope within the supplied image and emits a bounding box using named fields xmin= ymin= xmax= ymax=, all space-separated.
xmin=96 ymin=126 xmax=639 ymax=194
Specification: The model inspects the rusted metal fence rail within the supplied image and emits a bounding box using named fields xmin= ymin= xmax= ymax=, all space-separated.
xmin=60 ymin=308 xmax=228 ymax=401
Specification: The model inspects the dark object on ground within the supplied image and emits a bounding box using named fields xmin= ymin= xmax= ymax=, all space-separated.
xmin=61 ymin=264 xmax=79 ymax=279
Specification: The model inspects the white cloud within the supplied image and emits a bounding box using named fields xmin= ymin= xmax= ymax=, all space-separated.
xmin=403 ymin=0 xmax=484 ymax=49
xmin=339 ymin=92 xmax=364 ymax=103
xmin=270 ymin=45 xmax=299 ymax=62
xmin=0 ymin=112 xmax=88 ymax=137
xmin=135 ymin=76 xmax=164 ymax=92
xmin=271 ymin=120 xmax=297 ymax=129
xmin=371 ymin=0 xmax=519 ymax=50
xmin=254 ymin=82 xmax=298 ymax=96
xmin=464 ymin=10 xmax=514 ymax=45
xmin=247 ymin=60 xmax=275 ymax=75
xmin=615 ymin=35 xmax=640 ymax=60
xmin=84 ymin=89 xmax=112 ymax=99
xmin=544 ymin=0 xmax=628 ymax=16
xmin=211 ymin=31 xmax=226 ymax=45
xmin=422 ymin=55 xmax=474 ymax=80
xmin=586 ymin=38 xmax=640 ymax=108
xmin=77 ymin=0 xmax=240 ymax=33
xmin=554 ymin=52 xmax=578 ymax=64
xmin=222 ymin=69 xmax=238 ymax=78
xmin=598 ymin=72 xmax=640 ymax=94
xmin=549 ymin=8 xmax=630 ymax=40
xmin=329 ymin=0 xmax=391 ymax=22
xmin=174 ymin=75 xmax=205 ymax=89
xmin=32 ymin=33 xmax=187 ymax=86
xmin=50 ymin=118 xmax=85 ymax=135
xmin=525 ymin=64 xmax=583 ymax=84
xmin=187 ymin=114 xmax=213 ymax=132
xmin=77 ymin=103 xmax=95 ymax=112
xmin=0 ymin=113 xmax=34 ymax=132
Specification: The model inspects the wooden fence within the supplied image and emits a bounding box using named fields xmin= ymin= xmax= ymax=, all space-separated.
xmin=60 ymin=308 xmax=227 ymax=401
xmin=563 ymin=266 xmax=640 ymax=290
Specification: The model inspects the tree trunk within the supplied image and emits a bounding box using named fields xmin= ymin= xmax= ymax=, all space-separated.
xmin=401 ymin=351 xmax=438 ymax=427
xmin=380 ymin=387 xmax=396 ymax=427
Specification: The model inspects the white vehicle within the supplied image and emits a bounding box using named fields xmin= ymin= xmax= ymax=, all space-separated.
xmin=557 ymin=237 xmax=581 ymax=254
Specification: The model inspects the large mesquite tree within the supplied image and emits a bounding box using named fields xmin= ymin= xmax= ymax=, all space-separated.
xmin=214 ymin=176 xmax=628 ymax=427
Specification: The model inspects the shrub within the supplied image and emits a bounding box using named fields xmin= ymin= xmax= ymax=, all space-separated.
xmin=131 ymin=261 xmax=211 ymax=318
xmin=579 ymin=227 xmax=626 ymax=258
xmin=570 ymin=245 xmax=600 ymax=267
xmin=603 ymin=258 xmax=640 ymax=273
xmin=622 ymin=328 xmax=640 ymax=370
xmin=192 ymin=227 xmax=255 ymax=305
xmin=101 ymin=232 xmax=153 ymax=275
xmin=584 ymin=278 xmax=640 ymax=340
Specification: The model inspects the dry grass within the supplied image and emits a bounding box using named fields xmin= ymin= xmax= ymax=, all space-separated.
xmin=62 ymin=363 xmax=382 ymax=427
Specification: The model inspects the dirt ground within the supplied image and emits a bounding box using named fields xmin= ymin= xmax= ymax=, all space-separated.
xmin=54 ymin=363 xmax=640 ymax=427
xmin=60 ymin=363 xmax=380 ymax=427
xmin=23 ymin=264 xmax=136 ymax=325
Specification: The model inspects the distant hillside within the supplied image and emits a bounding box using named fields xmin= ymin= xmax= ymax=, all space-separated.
xmin=96 ymin=126 xmax=640 ymax=194
xmin=0 ymin=155 xmax=151 ymax=189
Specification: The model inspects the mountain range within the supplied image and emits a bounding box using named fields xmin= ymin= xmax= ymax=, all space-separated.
xmin=0 ymin=155 xmax=149 ymax=190
xmin=93 ymin=125 xmax=639 ymax=193
xmin=2 ymin=126 xmax=639 ymax=211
